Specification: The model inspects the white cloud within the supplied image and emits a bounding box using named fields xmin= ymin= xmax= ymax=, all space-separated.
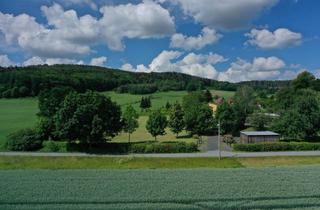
xmin=99 ymin=1 xmax=175 ymax=50
xmin=123 ymin=50 xmax=225 ymax=79
xmin=123 ymin=51 xmax=291 ymax=82
xmin=121 ymin=63 xmax=135 ymax=72
xmin=170 ymin=27 xmax=221 ymax=50
xmin=180 ymin=52 xmax=226 ymax=65
xmin=0 ymin=54 xmax=15 ymax=67
xmin=90 ymin=56 xmax=107 ymax=66
xmin=124 ymin=50 xmax=289 ymax=82
xmin=165 ymin=0 xmax=278 ymax=30
xmin=313 ymin=69 xmax=320 ymax=79
xmin=0 ymin=1 xmax=175 ymax=59
xmin=23 ymin=56 xmax=84 ymax=66
xmin=218 ymin=57 xmax=286 ymax=82
xmin=246 ymin=28 xmax=302 ymax=49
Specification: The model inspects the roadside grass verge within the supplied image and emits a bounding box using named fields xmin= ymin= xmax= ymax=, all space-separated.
xmin=1 ymin=156 xmax=320 ymax=169
xmin=239 ymin=156 xmax=320 ymax=167
xmin=0 ymin=156 xmax=243 ymax=169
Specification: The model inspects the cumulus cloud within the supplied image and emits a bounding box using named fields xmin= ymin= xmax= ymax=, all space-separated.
xmin=0 ymin=54 xmax=15 ymax=67
xmin=170 ymin=27 xmax=221 ymax=50
xmin=90 ymin=56 xmax=107 ymax=66
xmin=218 ymin=57 xmax=286 ymax=82
xmin=99 ymin=1 xmax=175 ymax=50
xmin=0 ymin=1 xmax=175 ymax=59
xmin=164 ymin=0 xmax=278 ymax=30
xmin=123 ymin=51 xmax=290 ymax=82
xmin=122 ymin=50 xmax=225 ymax=79
xmin=246 ymin=28 xmax=302 ymax=49
xmin=23 ymin=56 xmax=84 ymax=66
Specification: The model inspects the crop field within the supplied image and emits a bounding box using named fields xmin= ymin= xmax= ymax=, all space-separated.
xmin=0 ymin=166 xmax=319 ymax=209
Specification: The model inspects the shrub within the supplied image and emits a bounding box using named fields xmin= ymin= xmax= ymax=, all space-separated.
xmin=41 ymin=141 xmax=67 ymax=152
xmin=67 ymin=141 xmax=198 ymax=154
xmin=6 ymin=128 xmax=42 ymax=151
xmin=232 ymin=142 xmax=320 ymax=152
xmin=130 ymin=142 xmax=198 ymax=153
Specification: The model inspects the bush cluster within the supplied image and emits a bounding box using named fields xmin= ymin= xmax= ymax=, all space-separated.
xmin=34 ymin=141 xmax=198 ymax=154
xmin=130 ymin=142 xmax=198 ymax=153
xmin=41 ymin=141 xmax=68 ymax=152
xmin=6 ymin=128 xmax=42 ymax=151
xmin=233 ymin=142 xmax=320 ymax=152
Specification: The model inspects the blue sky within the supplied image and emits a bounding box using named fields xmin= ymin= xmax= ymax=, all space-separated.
xmin=0 ymin=0 xmax=319 ymax=82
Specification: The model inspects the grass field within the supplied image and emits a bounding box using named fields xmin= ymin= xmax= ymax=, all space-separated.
xmin=1 ymin=156 xmax=320 ymax=170
xmin=0 ymin=90 xmax=235 ymax=148
xmin=113 ymin=116 xmax=198 ymax=143
xmin=104 ymin=90 xmax=235 ymax=114
xmin=0 ymin=98 xmax=38 ymax=149
xmin=0 ymin=166 xmax=319 ymax=209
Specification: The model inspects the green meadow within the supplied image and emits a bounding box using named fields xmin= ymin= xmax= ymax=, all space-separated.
xmin=0 ymin=98 xmax=38 ymax=150
xmin=0 ymin=90 xmax=234 ymax=149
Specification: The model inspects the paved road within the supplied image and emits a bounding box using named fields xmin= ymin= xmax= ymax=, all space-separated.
xmin=1 ymin=150 xmax=320 ymax=158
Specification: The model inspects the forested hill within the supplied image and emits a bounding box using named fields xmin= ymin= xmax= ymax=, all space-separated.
xmin=0 ymin=64 xmax=288 ymax=98
xmin=238 ymin=80 xmax=290 ymax=91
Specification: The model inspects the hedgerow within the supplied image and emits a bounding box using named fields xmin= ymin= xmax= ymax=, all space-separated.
xmin=48 ymin=141 xmax=199 ymax=154
xmin=233 ymin=142 xmax=320 ymax=152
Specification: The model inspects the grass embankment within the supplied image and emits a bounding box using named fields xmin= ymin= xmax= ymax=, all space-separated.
xmin=1 ymin=156 xmax=320 ymax=169
xmin=1 ymin=167 xmax=320 ymax=209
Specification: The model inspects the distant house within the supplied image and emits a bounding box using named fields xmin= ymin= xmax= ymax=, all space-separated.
xmin=240 ymin=131 xmax=280 ymax=144
xmin=208 ymin=97 xmax=225 ymax=113
xmin=208 ymin=103 xmax=218 ymax=112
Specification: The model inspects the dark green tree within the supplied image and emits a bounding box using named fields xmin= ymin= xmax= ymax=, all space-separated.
xmin=54 ymin=91 xmax=122 ymax=144
xmin=271 ymin=109 xmax=309 ymax=140
xmin=215 ymin=101 xmax=236 ymax=135
xmin=232 ymin=86 xmax=256 ymax=133
xmin=140 ymin=96 xmax=152 ymax=111
xmin=291 ymin=71 xmax=316 ymax=90
xmin=168 ymin=102 xmax=185 ymax=137
xmin=38 ymin=87 xmax=73 ymax=117
xmin=165 ymin=101 xmax=171 ymax=110
xmin=272 ymin=89 xmax=320 ymax=139
xmin=182 ymin=91 xmax=206 ymax=133
xmin=248 ymin=111 xmax=271 ymax=131
xmin=146 ymin=110 xmax=168 ymax=141
xmin=193 ymin=105 xmax=216 ymax=142
xmin=122 ymin=105 xmax=139 ymax=142
xmin=203 ymin=89 xmax=213 ymax=102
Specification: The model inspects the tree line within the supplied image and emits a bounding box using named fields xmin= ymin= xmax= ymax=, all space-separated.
xmin=0 ymin=64 xmax=238 ymax=98
xmin=216 ymin=71 xmax=320 ymax=141
xmin=6 ymin=87 xmax=218 ymax=151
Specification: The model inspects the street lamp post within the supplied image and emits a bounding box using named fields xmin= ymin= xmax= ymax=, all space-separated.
xmin=218 ymin=119 xmax=221 ymax=160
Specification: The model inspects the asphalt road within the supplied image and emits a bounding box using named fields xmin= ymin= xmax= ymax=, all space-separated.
xmin=1 ymin=150 xmax=320 ymax=158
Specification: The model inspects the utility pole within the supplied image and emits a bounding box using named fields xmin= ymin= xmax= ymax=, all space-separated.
xmin=218 ymin=119 xmax=221 ymax=160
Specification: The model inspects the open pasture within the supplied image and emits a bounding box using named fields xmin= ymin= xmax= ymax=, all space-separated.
xmin=0 ymin=98 xmax=38 ymax=149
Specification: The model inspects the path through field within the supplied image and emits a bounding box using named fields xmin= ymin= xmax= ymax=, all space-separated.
xmin=1 ymin=167 xmax=320 ymax=209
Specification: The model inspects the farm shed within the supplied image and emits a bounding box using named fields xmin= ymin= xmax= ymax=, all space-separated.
xmin=240 ymin=131 xmax=280 ymax=144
